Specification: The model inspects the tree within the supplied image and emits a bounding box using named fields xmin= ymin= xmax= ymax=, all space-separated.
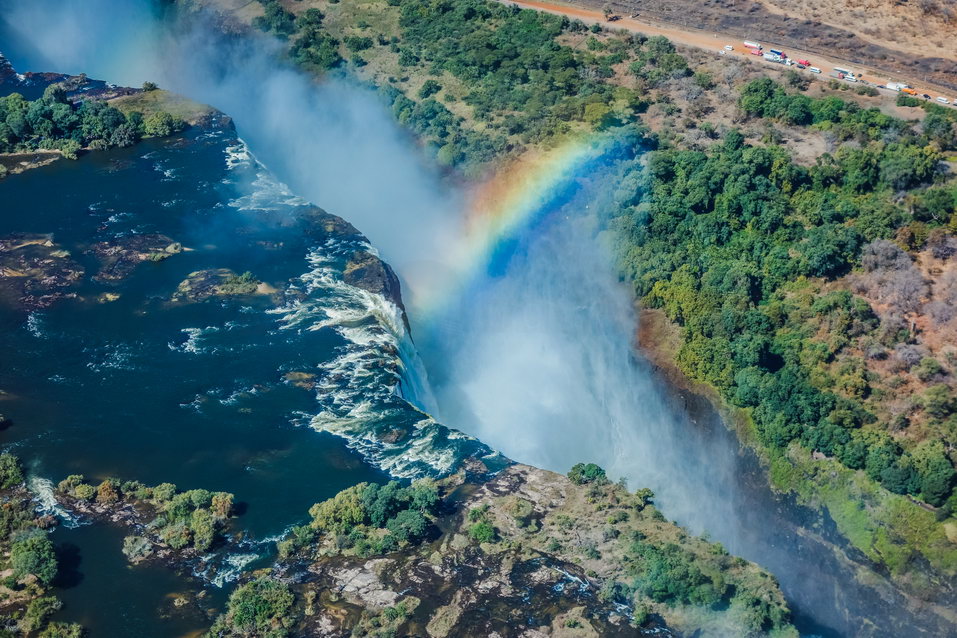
xmin=96 ymin=480 xmax=120 ymax=505
xmin=923 ymin=384 xmax=956 ymax=419
xmin=190 ymin=508 xmax=216 ymax=551
xmin=385 ymin=509 xmax=428 ymax=543
xmin=583 ymin=102 xmax=615 ymax=129
xmin=468 ymin=521 xmax=496 ymax=543
xmin=309 ymin=485 xmax=365 ymax=534
xmin=23 ymin=596 xmax=62 ymax=631
xmin=418 ymin=79 xmax=442 ymax=99
xmin=216 ymin=577 xmax=295 ymax=636
xmin=0 ymin=454 xmax=24 ymax=489
xmin=38 ymin=623 xmax=83 ymax=638
xmin=568 ymin=463 xmax=608 ymax=485
xmin=58 ymin=139 xmax=81 ymax=160
xmin=152 ymin=482 xmax=177 ymax=502
xmin=11 ymin=534 xmax=58 ymax=585
xmin=143 ymin=112 xmax=177 ymax=137
xmin=211 ymin=492 xmax=234 ymax=519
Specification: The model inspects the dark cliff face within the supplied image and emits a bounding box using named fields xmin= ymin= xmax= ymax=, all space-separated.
xmin=0 ymin=54 xmax=14 ymax=87
xmin=343 ymin=251 xmax=406 ymax=312
xmin=298 ymin=205 xmax=407 ymax=312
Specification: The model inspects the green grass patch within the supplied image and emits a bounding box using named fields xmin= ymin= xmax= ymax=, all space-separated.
xmin=110 ymin=90 xmax=215 ymax=124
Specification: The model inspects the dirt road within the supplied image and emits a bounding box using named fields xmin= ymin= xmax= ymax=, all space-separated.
xmin=505 ymin=0 xmax=956 ymax=104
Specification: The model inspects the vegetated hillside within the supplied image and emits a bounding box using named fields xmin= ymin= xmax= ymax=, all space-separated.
xmin=611 ymin=80 xmax=957 ymax=592
xmin=185 ymin=0 xmax=957 ymax=608
xmin=208 ymin=463 xmax=797 ymax=637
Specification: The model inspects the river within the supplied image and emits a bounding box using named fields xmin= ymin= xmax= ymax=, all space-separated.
xmin=0 ymin=3 xmax=952 ymax=636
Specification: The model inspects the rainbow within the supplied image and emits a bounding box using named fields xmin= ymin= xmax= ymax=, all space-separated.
xmin=412 ymin=133 xmax=619 ymax=316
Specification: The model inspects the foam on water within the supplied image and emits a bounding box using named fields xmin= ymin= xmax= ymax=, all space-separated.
xmin=25 ymin=312 xmax=45 ymax=339
xmin=203 ymin=552 xmax=260 ymax=588
xmin=28 ymin=476 xmax=82 ymax=528
xmin=169 ymin=325 xmax=221 ymax=354
xmin=270 ymin=236 xmax=497 ymax=478
xmin=225 ymin=139 xmax=307 ymax=211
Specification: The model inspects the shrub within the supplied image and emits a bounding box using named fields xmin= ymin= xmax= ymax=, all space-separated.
xmin=418 ymin=79 xmax=442 ymax=99
xmin=23 ymin=596 xmax=62 ymax=631
xmin=96 ymin=480 xmax=120 ymax=504
xmin=11 ymin=534 xmax=58 ymax=585
xmin=344 ymin=35 xmax=373 ymax=52
xmin=0 ymin=454 xmax=24 ymax=489
xmin=915 ymin=357 xmax=945 ymax=382
xmin=121 ymin=535 xmax=153 ymax=562
xmin=152 ymin=483 xmax=176 ymax=502
xmin=923 ymin=384 xmax=956 ymax=419
xmin=73 ymin=483 xmax=95 ymax=501
xmin=143 ymin=112 xmax=183 ymax=138
xmin=468 ymin=521 xmax=497 ymax=543
xmin=38 ymin=623 xmax=83 ymax=638
xmin=568 ymin=463 xmax=608 ymax=485
xmin=214 ymin=577 xmax=295 ymax=636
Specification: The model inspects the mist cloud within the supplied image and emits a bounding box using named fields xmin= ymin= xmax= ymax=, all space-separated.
xmin=1 ymin=0 xmax=463 ymax=307
xmin=2 ymin=0 xmax=741 ymax=539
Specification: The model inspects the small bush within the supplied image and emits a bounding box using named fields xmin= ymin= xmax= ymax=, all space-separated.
xmin=468 ymin=521 xmax=496 ymax=543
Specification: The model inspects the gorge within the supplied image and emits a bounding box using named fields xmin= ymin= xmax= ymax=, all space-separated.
xmin=1 ymin=0 xmax=956 ymax=636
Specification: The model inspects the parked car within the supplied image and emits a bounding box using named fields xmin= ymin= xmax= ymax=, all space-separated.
xmin=809 ymin=67 xmax=822 ymax=73
xmin=923 ymin=94 xmax=931 ymax=100
xmin=796 ymin=64 xmax=806 ymax=69
xmin=724 ymin=45 xmax=733 ymax=51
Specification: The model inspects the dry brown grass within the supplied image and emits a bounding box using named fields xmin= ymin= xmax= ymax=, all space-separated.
xmin=757 ymin=0 xmax=957 ymax=61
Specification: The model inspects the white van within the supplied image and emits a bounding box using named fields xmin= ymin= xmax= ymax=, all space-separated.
xmin=937 ymin=97 xmax=951 ymax=105
xmin=809 ymin=67 xmax=822 ymax=74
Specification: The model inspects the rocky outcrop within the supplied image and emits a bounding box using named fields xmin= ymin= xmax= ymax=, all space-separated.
xmin=87 ymin=233 xmax=184 ymax=282
xmin=232 ymin=464 xmax=797 ymax=637
xmin=299 ymin=205 xmax=407 ymax=312
xmin=0 ymin=233 xmax=83 ymax=309
xmin=343 ymin=250 xmax=405 ymax=312
xmin=172 ymin=268 xmax=271 ymax=302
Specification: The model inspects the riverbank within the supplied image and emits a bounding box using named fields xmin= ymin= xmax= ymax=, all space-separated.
xmin=0 ymin=150 xmax=62 ymax=179
xmin=0 ymin=56 xmax=221 ymax=179
xmin=211 ymin=463 xmax=799 ymax=637
xmin=635 ymin=307 xmax=957 ymax=630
